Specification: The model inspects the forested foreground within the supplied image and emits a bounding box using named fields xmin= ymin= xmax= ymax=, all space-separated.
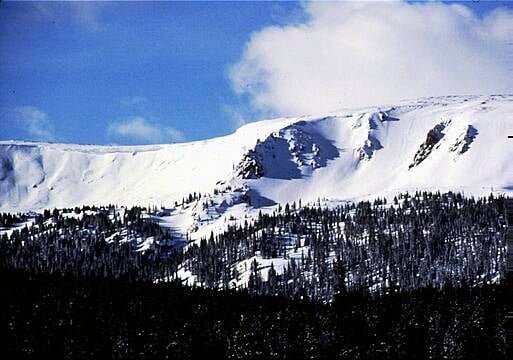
xmin=1 ymin=192 xmax=509 ymax=301
xmin=185 ymin=192 xmax=508 ymax=299
xmin=1 ymin=268 xmax=509 ymax=359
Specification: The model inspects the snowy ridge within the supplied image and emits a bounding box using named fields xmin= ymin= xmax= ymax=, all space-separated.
xmin=1 ymin=95 xmax=512 ymax=217
xmin=235 ymin=121 xmax=339 ymax=180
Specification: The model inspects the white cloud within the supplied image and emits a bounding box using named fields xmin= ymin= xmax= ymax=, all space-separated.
xmin=31 ymin=2 xmax=107 ymax=32
xmin=120 ymin=96 xmax=149 ymax=111
xmin=229 ymin=1 xmax=513 ymax=116
xmin=109 ymin=117 xmax=185 ymax=144
xmin=14 ymin=106 xmax=55 ymax=141
xmin=222 ymin=104 xmax=249 ymax=130
xmin=69 ymin=2 xmax=106 ymax=32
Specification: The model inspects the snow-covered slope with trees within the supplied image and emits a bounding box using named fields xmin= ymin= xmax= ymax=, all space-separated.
xmin=1 ymin=95 xmax=512 ymax=213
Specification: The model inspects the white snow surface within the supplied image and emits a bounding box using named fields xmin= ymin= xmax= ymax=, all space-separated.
xmin=1 ymin=95 xmax=512 ymax=215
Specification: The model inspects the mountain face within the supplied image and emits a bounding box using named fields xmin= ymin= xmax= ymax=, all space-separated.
xmin=1 ymin=95 xmax=512 ymax=298
xmin=1 ymin=95 xmax=512 ymax=215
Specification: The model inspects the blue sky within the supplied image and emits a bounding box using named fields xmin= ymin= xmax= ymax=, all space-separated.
xmin=1 ymin=1 xmax=512 ymax=145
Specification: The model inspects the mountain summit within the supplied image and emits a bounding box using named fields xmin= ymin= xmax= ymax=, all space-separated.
xmin=1 ymin=95 xmax=512 ymax=214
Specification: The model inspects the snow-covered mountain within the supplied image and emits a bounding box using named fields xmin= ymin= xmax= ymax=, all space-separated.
xmin=2 ymin=95 xmax=512 ymax=295
xmin=1 ymin=95 xmax=512 ymax=216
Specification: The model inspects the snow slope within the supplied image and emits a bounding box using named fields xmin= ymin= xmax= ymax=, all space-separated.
xmin=1 ymin=95 xmax=512 ymax=214
xmin=0 ymin=116 xmax=297 ymax=212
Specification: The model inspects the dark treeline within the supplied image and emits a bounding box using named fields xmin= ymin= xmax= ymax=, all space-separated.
xmin=0 ymin=206 xmax=181 ymax=281
xmin=0 ymin=268 xmax=508 ymax=358
xmin=0 ymin=192 xmax=508 ymax=301
xmin=0 ymin=212 xmax=26 ymax=228
xmin=183 ymin=192 xmax=508 ymax=300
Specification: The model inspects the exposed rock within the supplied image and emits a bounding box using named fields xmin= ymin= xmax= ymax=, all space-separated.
xmin=376 ymin=110 xmax=400 ymax=122
xmin=409 ymin=122 xmax=447 ymax=169
xmin=234 ymin=123 xmax=338 ymax=180
xmin=235 ymin=149 xmax=265 ymax=179
xmin=357 ymin=135 xmax=383 ymax=161
xmin=449 ymin=125 xmax=478 ymax=155
xmin=352 ymin=112 xmax=386 ymax=161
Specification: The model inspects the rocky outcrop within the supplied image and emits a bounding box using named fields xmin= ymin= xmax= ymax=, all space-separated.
xmin=357 ymin=135 xmax=383 ymax=161
xmin=234 ymin=123 xmax=339 ymax=180
xmin=449 ymin=125 xmax=478 ymax=155
xmin=409 ymin=122 xmax=447 ymax=169
xmin=352 ymin=112 xmax=387 ymax=161
xmin=235 ymin=149 xmax=265 ymax=179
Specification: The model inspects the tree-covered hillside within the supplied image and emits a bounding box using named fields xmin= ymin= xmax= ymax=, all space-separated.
xmin=1 ymin=192 xmax=508 ymax=301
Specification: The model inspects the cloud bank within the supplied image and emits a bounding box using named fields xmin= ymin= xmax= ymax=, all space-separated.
xmin=14 ymin=106 xmax=55 ymax=141
xmin=109 ymin=117 xmax=185 ymax=144
xmin=229 ymin=1 xmax=513 ymax=116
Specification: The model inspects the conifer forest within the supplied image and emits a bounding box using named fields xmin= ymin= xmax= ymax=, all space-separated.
xmin=0 ymin=192 xmax=511 ymax=358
